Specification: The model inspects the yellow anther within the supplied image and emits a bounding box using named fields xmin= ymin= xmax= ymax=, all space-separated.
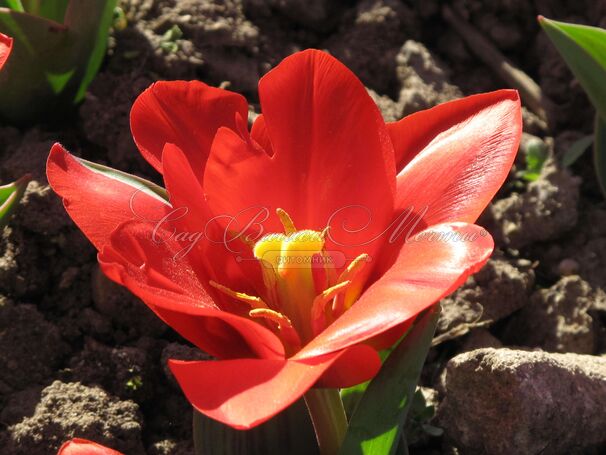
xmin=276 ymin=208 xmax=297 ymax=234
xmin=332 ymin=253 xmax=370 ymax=315
xmin=209 ymin=280 xmax=267 ymax=309
xmin=249 ymin=308 xmax=293 ymax=327
xmin=337 ymin=253 xmax=370 ymax=282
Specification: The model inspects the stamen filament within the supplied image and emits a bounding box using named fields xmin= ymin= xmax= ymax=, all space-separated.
xmin=332 ymin=253 xmax=370 ymax=315
xmin=250 ymin=308 xmax=301 ymax=349
xmin=209 ymin=280 xmax=268 ymax=309
xmin=311 ymin=280 xmax=352 ymax=336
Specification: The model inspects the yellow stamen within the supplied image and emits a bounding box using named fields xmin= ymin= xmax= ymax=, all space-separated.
xmin=249 ymin=308 xmax=301 ymax=349
xmin=332 ymin=253 xmax=370 ymax=314
xmin=311 ymin=280 xmax=352 ymax=335
xmin=209 ymin=280 xmax=268 ymax=309
xmin=276 ymin=208 xmax=297 ymax=234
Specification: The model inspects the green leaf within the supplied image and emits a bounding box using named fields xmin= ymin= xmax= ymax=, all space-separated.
xmin=0 ymin=0 xmax=25 ymax=12
xmin=63 ymin=0 xmax=118 ymax=103
xmin=0 ymin=0 xmax=116 ymax=124
xmin=193 ymin=399 xmax=318 ymax=455
xmin=539 ymin=17 xmax=606 ymax=120
xmin=594 ymin=115 xmax=606 ymax=198
xmin=0 ymin=174 xmax=30 ymax=228
xmin=521 ymin=136 xmax=548 ymax=181
xmin=22 ymin=0 xmax=69 ymax=21
xmin=341 ymin=337 xmax=409 ymax=420
xmin=562 ymin=135 xmax=593 ymax=167
xmin=339 ymin=306 xmax=440 ymax=455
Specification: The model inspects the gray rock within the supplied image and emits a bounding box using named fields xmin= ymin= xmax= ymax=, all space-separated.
xmin=437 ymin=348 xmax=606 ymax=455
xmin=485 ymin=160 xmax=581 ymax=249
xmin=4 ymin=381 xmax=144 ymax=455
xmin=438 ymin=258 xmax=534 ymax=335
xmin=396 ymin=40 xmax=462 ymax=116
xmin=0 ymin=299 xmax=66 ymax=392
xmin=503 ymin=276 xmax=598 ymax=354
xmin=459 ymin=329 xmax=503 ymax=353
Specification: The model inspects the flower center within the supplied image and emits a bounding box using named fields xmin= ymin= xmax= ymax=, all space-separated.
xmin=210 ymin=209 xmax=369 ymax=354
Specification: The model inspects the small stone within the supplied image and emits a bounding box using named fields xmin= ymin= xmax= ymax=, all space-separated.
xmin=558 ymin=258 xmax=580 ymax=276
xmin=484 ymin=160 xmax=581 ymax=249
xmin=438 ymin=257 xmax=534 ymax=335
xmin=503 ymin=276 xmax=597 ymax=354
xmin=396 ymin=40 xmax=462 ymax=115
xmin=437 ymin=348 xmax=606 ymax=455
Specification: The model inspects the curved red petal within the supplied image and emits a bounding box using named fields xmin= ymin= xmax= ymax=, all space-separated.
xmin=250 ymin=113 xmax=273 ymax=156
xmin=46 ymin=143 xmax=170 ymax=250
xmin=298 ymin=223 xmax=494 ymax=359
xmin=161 ymin=143 xmax=265 ymax=300
xmin=57 ymin=438 xmax=123 ymax=455
xmin=204 ymin=50 xmax=396 ymax=262
xmin=391 ymin=90 xmax=522 ymax=225
xmin=0 ymin=33 xmax=13 ymax=71
xmin=169 ymin=344 xmax=373 ymax=429
xmin=99 ymin=220 xmax=285 ymax=360
xmin=130 ymin=81 xmax=248 ymax=178
xmin=309 ymin=343 xmax=381 ymax=388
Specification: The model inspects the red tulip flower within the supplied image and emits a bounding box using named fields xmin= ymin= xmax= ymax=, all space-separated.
xmin=47 ymin=50 xmax=521 ymax=430
xmin=57 ymin=438 xmax=123 ymax=455
xmin=0 ymin=32 xmax=12 ymax=71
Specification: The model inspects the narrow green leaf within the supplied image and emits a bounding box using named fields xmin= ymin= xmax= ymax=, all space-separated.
xmin=594 ymin=115 xmax=606 ymax=198
xmin=63 ymin=0 xmax=118 ymax=103
xmin=562 ymin=135 xmax=593 ymax=167
xmin=22 ymin=0 xmax=69 ymax=22
xmin=0 ymin=174 xmax=30 ymax=228
xmin=78 ymin=157 xmax=170 ymax=204
xmin=339 ymin=306 xmax=440 ymax=455
xmin=539 ymin=17 xmax=606 ymax=120
xmin=1 ymin=0 xmax=25 ymax=12
xmin=193 ymin=399 xmax=318 ymax=455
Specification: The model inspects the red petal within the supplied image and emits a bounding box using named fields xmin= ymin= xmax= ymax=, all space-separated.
xmin=298 ymin=223 xmax=493 ymax=358
xmin=204 ymin=50 xmax=396 ymax=261
xmin=46 ymin=143 xmax=170 ymax=250
xmin=57 ymin=438 xmax=123 ymax=455
xmin=169 ymin=344 xmax=376 ymax=429
xmin=310 ymin=343 xmax=380 ymax=388
xmin=391 ymin=90 xmax=522 ymax=224
xmin=250 ymin=114 xmax=273 ymax=156
xmin=161 ymin=143 xmax=265 ymax=300
xmin=130 ymin=81 xmax=248 ymax=178
xmin=99 ymin=220 xmax=285 ymax=360
xmin=0 ymin=33 xmax=13 ymax=71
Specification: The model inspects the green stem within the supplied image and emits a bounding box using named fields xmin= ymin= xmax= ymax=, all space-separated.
xmin=304 ymin=388 xmax=348 ymax=455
